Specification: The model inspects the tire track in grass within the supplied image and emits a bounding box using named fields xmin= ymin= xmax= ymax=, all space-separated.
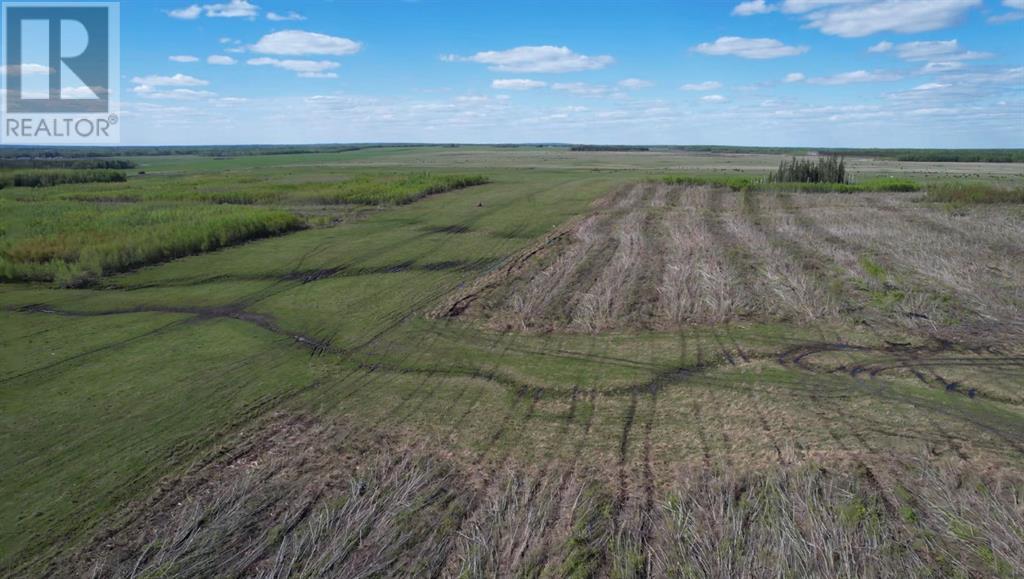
xmin=691 ymin=401 xmax=712 ymax=469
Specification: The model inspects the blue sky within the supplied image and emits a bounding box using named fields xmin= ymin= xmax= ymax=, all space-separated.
xmin=111 ymin=0 xmax=1024 ymax=146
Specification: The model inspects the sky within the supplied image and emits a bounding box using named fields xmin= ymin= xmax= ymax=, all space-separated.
xmin=54 ymin=0 xmax=1024 ymax=146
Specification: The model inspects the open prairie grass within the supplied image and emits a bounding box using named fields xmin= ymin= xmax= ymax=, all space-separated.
xmin=43 ymin=171 xmax=489 ymax=206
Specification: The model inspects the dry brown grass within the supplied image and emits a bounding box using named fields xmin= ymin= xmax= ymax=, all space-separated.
xmin=68 ymin=414 xmax=1024 ymax=579
xmin=438 ymin=184 xmax=1024 ymax=339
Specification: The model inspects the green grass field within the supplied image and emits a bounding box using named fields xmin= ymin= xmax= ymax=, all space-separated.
xmin=1 ymin=147 xmax=1022 ymax=576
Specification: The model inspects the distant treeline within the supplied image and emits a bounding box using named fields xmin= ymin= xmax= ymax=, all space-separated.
xmin=0 ymin=169 xmax=127 ymax=189
xmin=0 ymin=159 xmax=136 ymax=170
xmin=571 ymin=145 xmax=651 ymax=152
xmin=660 ymin=146 xmax=1024 ymax=163
xmin=1 ymin=144 xmax=1021 ymax=162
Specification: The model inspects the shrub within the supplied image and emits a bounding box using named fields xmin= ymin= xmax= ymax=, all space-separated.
xmin=768 ymin=156 xmax=847 ymax=184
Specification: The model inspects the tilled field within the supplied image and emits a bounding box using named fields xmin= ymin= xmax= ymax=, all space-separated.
xmin=439 ymin=184 xmax=1024 ymax=338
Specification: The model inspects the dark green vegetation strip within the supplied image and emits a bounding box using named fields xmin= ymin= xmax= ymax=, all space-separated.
xmin=0 ymin=169 xmax=126 ymax=189
xmin=660 ymin=174 xmax=920 ymax=193
xmin=922 ymin=182 xmax=1024 ymax=204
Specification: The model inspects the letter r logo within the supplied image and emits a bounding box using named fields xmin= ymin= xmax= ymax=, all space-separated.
xmin=4 ymin=4 xmax=110 ymax=113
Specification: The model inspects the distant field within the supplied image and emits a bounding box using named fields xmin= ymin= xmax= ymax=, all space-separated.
xmin=1 ymin=147 xmax=1022 ymax=577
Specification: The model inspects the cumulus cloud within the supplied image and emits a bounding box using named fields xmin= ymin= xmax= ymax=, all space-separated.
xmin=868 ymin=41 xmax=893 ymax=53
xmin=131 ymin=73 xmax=208 ymax=87
xmin=134 ymin=88 xmax=217 ymax=99
xmin=799 ymin=0 xmax=982 ymax=37
xmin=807 ymin=69 xmax=902 ymax=85
xmin=884 ymin=40 xmax=991 ymax=61
xmin=693 ymin=37 xmax=808 ymax=59
xmin=551 ymin=82 xmax=613 ymax=96
xmin=444 ymin=46 xmax=614 ymax=73
xmin=168 ymin=0 xmax=259 ymax=19
xmin=168 ymin=5 xmax=201 ymax=19
xmin=913 ymin=82 xmax=950 ymax=90
xmin=267 ymin=10 xmax=305 ymax=21
xmin=784 ymin=72 xmax=806 ymax=82
xmin=169 ymin=55 xmax=199 ymax=63
xmin=919 ymin=61 xmax=965 ymax=73
xmin=701 ymin=94 xmax=728 ymax=102
xmin=247 ymin=57 xmax=340 ymax=78
xmin=618 ymin=78 xmax=653 ymax=89
xmin=207 ymin=55 xmax=237 ymax=65
xmin=732 ymin=0 xmax=777 ymax=15
xmin=0 ymin=63 xmax=52 ymax=75
xmin=250 ymin=30 xmax=361 ymax=56
xmin=491 ymin=78 xmax=547 ymax=90
xmin=130 ymin=74 xmax=214 ymax=99
xmin=681 ymin=80 xmax=723 ymax=91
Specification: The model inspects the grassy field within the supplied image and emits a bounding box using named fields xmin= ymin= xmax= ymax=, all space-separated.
xmin=1 ymin=146 xmax=1022 ymax=577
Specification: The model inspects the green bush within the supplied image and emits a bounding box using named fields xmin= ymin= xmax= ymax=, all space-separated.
xmin=768 ymin=156 xmax=847 ymax=184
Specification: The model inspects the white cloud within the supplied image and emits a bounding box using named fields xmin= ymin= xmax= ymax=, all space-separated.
xmin=693 ymin=36 xmax=808 ymax=59
xmin=681 ymin=80 xmax=723 ymax=91
xmin=169 ymin=55 xmax=199 ymax=63
xmin=732 ymin=0 xmax=777 ymax=15
xmin=551 ymin=82 xmax=613 ymax=96
xmin=939 ymin=67 xmax=1024 ymax=85
xmin=618 ymin=78 xmax=653 ymax=89
xmin=131 ymin=73 xmax=208 ymax=87
xmin=784 ymin=72 xmax=806 ymax=82
xmin=134 ymin=87 xmax=217 ymax=100
xmin=250 ymin=30 xmax=361 ymax=56
xmin=207 ymin=55 xmax=237 ymax=65
xmin=266 ymin=10 xmax=305 ymax=21
xmin=807 ymin=69 xmax=902 ymax=84
xmin=0 ymin=63 xmax=52 ymax=75
xmin=204 ymin=0 xmax=259 ymax=18
xmin=802 ymin=0 xmax=982 ymax=37
xmin=868 ymin=41 xmax=893 ymax=53
xmin=1004 ymin=0 xmax=1024 ymax=8
xmin=247 ymin=57 xmax=340 ymax=78
xmin=781 ymin=0 xmax=856 ymax=13
xmin=168 ymin=0 xmax=258 ymax=19
xmin=491 ymin=78 xmax=547 ymax=90
xmin=919 ymin=61 xmax=964 ymax=73
xmin=168 ymin=5 xmax=201 ymax=19
xmin=444 ymin=46 xmax=614 ymax=73
xmin=130 ymin=74 xmax=214 ymax=100
xmin=988 ymin=10 xmax=1024 ymax=22
xmin=886 ymin=40 xmax=990 ymax=61
xmin=701 ymin=94 xmax=728 ymax=102
xmin=913 ymin=82 xmax=950 ymax=90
